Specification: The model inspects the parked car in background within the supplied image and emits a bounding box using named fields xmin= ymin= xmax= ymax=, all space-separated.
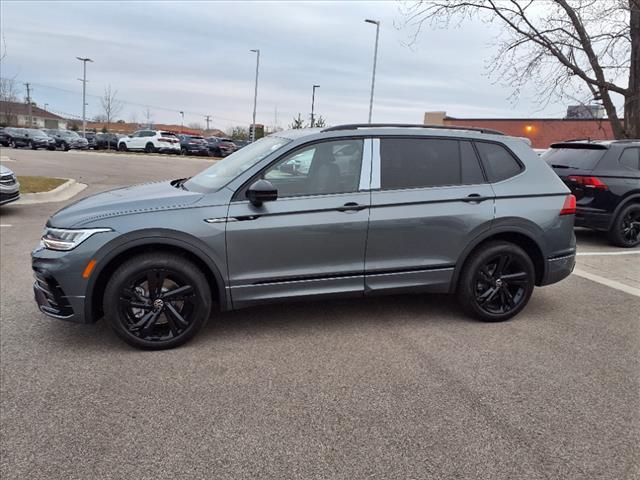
xmin=3 ymin=127 xmax=30 ymax=148
xmin=118 ymin=130 xmax=181 ymax=153
xmin=24 ymin=129 xmax=57 ymax=150
xmin=544 ymin=140 xmax=640 ymax=247
xmin=178 ymin=134 xmax=210 ymax=156
xmin=206 ymin=137 xmax=236 ymax=157
xmin=84 ymin=132 xmax=97 ymax=149
xmin=232 ymin=139 xmax=250 ymax=149
xmin=0 ymin=128 xmax=11 ymax=147
xmin=44 ymin=129 xmax=89 ymax=151
xmin=94 ymin=133 xmax=121 ymax=150
xmin=0 ymin=164 xmax=20 ymax=205
xmin=33 ymin=124 xmax=576 ymax=349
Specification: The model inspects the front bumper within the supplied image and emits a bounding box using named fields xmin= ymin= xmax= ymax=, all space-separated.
xmin=0 ymin=190 xmax=20 ymax=205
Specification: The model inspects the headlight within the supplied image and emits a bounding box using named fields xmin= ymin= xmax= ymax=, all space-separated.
xmin=42 ymin=227 xmax=112 ymax=251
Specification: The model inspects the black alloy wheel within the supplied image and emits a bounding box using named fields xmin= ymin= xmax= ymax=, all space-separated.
xmin=29 ymin=140 xmax=36 ymax=150
xmin=458 ymin=241 xmax=535 ymax=322
xmin=145 ymin=143 xmax=156 ymax=153
xmin=118 ymin=142 xmax=127 ymax=152
xmin=104 ymin=253 xmax=211 ymax=349
xmin=9 ymin=140 xmax=16 ymax=148
xmin=62 ymin=142 xmax=69 ymax=151
xmin=609 ymin=203 xmax=640 ymax=247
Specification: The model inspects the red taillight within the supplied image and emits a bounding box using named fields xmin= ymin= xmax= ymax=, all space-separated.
xmin=567 ymin=175 xmax=608 ymax=190
xmin=560 ymin=194 xmax=576 ymax=215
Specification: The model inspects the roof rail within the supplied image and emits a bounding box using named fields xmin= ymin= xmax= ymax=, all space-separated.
xmin=321 ymin=123 xmax=505 ymax=135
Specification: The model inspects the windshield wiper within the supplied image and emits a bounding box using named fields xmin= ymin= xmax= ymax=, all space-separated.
xmin=172 ymin=178 xmax=190 ymax=190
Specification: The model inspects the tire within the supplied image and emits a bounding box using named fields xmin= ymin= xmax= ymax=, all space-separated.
xmin=9 ymin=140 xmax=16 ymax=148
xmin=180 ymin=148 xmax=187 ymax=156
xmin=457 ymin=241 xmax=535 ymax=322
xmin=118 ymin=142 xmax=128 ymax=152
xmin=145 ymin=143 xmax=156 ymax=154
xmin=103 ymin=253 xmax=212 ymax=350
xmin=608 ymin=203 xmax=640 ymax=248
xmin=29 ymin=141 xmax=36 ymax=150
xmin=61 ymin=142 xmax=69 ymax=151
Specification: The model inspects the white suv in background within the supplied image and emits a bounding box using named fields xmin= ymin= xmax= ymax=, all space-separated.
xmin=117 ymin=130 xmax=181 ymax=153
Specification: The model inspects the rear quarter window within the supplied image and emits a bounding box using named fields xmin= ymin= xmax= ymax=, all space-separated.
xmin=475 ymin=142 xmax=523 ymax=182
xmin=619 ymin=148 xmax=640 ymax=171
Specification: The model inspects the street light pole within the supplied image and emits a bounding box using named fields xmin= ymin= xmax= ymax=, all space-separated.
xmin=179 ymin=111 xmax=184 ymax=131
xmin=311 ymin=84 xmax=320 ymax=128
xmin=364 ymin=19 xmax=380 ymax=124
xmin=76 ymin=57 xmax=93 ymax=137
xmin=250 ymin=49 xmax=260 ymax=142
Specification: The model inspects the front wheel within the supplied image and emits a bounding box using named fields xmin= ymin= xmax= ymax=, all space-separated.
xmin=608 ymin=203 xmax=640 ymax=247
xmin=61 ymin=142 xmax=69 ymax=151
xmin=118 ymin=142 xmax=127 ymax=152
xmin=145 ymin=143 xmax=156 ymax=153
xmin=103 ymin=253 xmax=212 ymax=349
xmin=457 ymin=241 xmax=535 ymax=322
xmin=29 ymin=140 xmax=36 ymax=150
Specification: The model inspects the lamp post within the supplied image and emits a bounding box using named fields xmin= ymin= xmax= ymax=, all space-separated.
xmin=76 ymin=57 xmax=93 ymax=137
xmin=250 ymin=49 xmax=260 ymax=142
xmin=311 ymin=85 xmax=320 ymax=127
xmin=364 ymin=19 xmax=380 ymax=124
xmin=179 ymin=111 xmax=184 ymax=131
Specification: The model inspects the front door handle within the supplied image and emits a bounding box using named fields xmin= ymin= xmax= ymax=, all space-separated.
xmin=462 ymin=193 xmax=486 ymax=203
xmin=336 ymin=202 xmax=366 ymax=212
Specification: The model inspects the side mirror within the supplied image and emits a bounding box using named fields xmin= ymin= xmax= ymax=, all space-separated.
xmin=246 ymin=179 xmax=277 ymax=206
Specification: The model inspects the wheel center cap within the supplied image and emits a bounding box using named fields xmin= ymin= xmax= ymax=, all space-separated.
xmin=495 ymin=278 xmax=503 ymax=288
xmin=153 ymin=298 xmax=164 ymax=311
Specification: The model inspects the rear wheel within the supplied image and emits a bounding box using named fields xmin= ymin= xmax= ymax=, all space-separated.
xmin=103 ymin=253 xmax=212 ymax=349
xmin=457 ymin=241 xmax=535 ymax=322
xmin=118 ymin=142 xmax=127 ymax=152
xmin=61 ymin=142 xmax=69 ymax=151
xmin=29 ymin=140 xmax=36 ymax=150
xmin=180 ymin=148 xmax=187 ymax=155
xmin=145 ymin=143 xmax=156 ymax=153
xmin=608 ymin=203 xmax=640 ymax=248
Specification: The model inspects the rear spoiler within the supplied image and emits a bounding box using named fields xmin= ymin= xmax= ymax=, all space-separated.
xmin=549 ymin=142 xmax=608 ymax=150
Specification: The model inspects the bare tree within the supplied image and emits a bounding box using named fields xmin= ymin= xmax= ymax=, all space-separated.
xmin=314 ymin=115 xmax=327 ymax=128
xmin=100 ymin=85 xmax=123 ymax=131
xmin=400 ymin=0 xmax=639 ymax=138
xmin=289 ymin=113 xmax=306 ymax=129
xmin=0 ymin=76 xmax=19 ymax=102
xmin=228 ymin=126 xmax=249 ymax=140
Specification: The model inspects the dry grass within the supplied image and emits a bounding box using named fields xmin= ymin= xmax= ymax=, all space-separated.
xmin=17 ymin=176 xmax=66 ymax=194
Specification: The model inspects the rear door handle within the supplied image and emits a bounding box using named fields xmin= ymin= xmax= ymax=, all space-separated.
xmin=462 ymin=194 xmax=486 ymax=203
xmin=336 ymin=202 xmax=366 ymax=212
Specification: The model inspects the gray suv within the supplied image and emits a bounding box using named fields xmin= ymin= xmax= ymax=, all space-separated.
xmin=32 ymin=124 xmax=576 ymax=349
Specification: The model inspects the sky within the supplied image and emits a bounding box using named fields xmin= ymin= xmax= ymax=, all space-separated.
xmin=1 ymin=0 xmax=579 ymax=132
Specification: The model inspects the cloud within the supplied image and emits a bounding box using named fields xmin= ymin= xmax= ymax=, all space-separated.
xmin=1 ymin=0 xmax=563 ymax=130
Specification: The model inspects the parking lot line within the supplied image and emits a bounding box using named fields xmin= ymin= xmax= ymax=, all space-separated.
xmin=577 ymin=251 xmax=640 ymax=256
xmin=573 ymin=268 xmax=640 ymax=298
xmin=0 ymin=224 xmax=12 ymax=227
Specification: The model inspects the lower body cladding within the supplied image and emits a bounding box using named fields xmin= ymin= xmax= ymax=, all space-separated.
xmin=32 ymin=248 xmax=576 ymax=324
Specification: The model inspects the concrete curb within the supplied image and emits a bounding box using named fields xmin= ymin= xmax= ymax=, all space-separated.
xmin=15 ymin=178 xmax=88 ymax=205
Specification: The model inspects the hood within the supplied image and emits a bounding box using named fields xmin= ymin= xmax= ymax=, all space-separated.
xmin=48 ymin=180 xmax=204 ymax=228
xmin=0 ymin=164 xmax=15 ymax=176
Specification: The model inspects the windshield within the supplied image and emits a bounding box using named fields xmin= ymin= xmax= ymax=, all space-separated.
xmin=60 ymin=131 xmax=80 ymax=138
xmin=542 ymin=147 xmax=606 ymax=170
xmin=27 ymin=129 xmax=47 ymax=136
xmin=185 ymin=136 xmax=291 ymax=192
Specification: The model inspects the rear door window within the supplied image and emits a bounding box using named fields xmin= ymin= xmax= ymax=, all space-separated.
xmin=475 ymin=142 xmax=523 ymax=182
xmin=619 ymin=148 xmax=640 ymax=171
xmin=379 ymin=138 xmax=484 ymax=190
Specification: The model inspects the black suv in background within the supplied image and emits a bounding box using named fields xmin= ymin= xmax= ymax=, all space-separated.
xmin=544 ymin=140 xmax=640 ymax=247
xmin=178 ymin=134 xmax=210 ymax=156
xmin=94 ymin=133 xmax=121 ymax=150
xmin=206 ymin=136 xmax=236 ymax=157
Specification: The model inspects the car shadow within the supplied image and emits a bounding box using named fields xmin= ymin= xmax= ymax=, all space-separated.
xmin=574 ymin=227 xmax=611 ymax=248
xmin=43 ymin=293 xmax=469 ymax=351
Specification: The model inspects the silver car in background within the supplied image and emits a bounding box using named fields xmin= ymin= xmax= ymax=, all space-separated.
xmin=0 ymin=164 xmax=20 ymax=205
xmin=32 ymin=124 xmax=576 ymax=350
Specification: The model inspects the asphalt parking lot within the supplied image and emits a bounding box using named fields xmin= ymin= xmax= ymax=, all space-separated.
xmin=1 ymin=147 xmax=639 ymax=479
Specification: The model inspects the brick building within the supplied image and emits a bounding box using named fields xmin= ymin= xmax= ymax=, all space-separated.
xmin=424 ymin=111 xmax=615 ymax=149
xmin=0 ymin=101 xmax=67 ymax=129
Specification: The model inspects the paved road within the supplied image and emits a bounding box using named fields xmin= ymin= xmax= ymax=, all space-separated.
xmin=1 ymin=147 xmax=639 ymax=479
